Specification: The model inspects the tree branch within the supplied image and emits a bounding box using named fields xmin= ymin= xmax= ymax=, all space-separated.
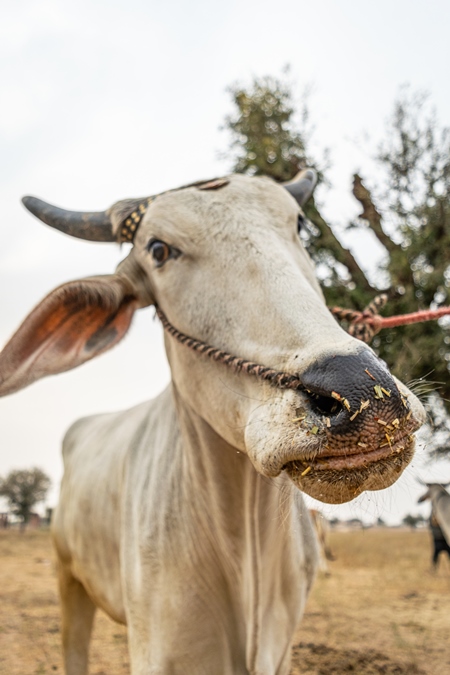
xmin=352 ymin=174 xmax=402 ymax=254
xmin=307 ymin=200 xmax=377 ymax=294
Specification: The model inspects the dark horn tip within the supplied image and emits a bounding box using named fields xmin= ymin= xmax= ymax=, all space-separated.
xmin=22 ymin=195 xmax=41 ymax=213
xmin=20 ymin=194 xmax=64 ymax=225
xmin=21 ymin=195 xmax=56 ymax=221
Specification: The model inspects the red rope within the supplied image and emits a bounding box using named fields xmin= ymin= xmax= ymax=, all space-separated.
xmin=330 ymin=299 xmax=450 ymax=343
xmin=373 ymin=306 xmax=450 ymax=328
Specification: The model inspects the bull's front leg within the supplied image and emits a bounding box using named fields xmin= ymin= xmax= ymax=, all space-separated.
xmin=57 ymin=560 xmax=97 ymax=675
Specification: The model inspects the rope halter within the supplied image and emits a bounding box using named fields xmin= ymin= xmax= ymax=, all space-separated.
xmin=155 ymin=295 xmax=450 ymax=392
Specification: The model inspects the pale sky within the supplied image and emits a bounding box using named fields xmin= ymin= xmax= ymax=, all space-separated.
xmin=1 ymin=0 xmax=449 ymax=524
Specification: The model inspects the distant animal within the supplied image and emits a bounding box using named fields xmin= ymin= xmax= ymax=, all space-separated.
xmin=418 ymin=483 xmax=450 ymax=568
xmin=309 ymin=509 xmax=335 ymax=574
xmin=0 ymin=170 xmax=425 ymax=675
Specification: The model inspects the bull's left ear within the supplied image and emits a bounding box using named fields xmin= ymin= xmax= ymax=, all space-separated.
xmin=284 ymin=169 xmax=317 ymax=206
xmin=0 ymin=275 xmax=142 ymax=396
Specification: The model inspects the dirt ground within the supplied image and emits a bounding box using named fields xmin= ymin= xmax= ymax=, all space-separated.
xmin=0 ymin=528 xmax=449 ymax=675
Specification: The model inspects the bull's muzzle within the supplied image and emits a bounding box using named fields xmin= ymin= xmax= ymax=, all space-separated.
xmin=284 ymin=348 xmax=423 ymax=503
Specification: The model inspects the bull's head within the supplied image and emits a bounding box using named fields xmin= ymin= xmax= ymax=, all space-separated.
xmin=417 ymin=483 xmax=449 ymax=503
xmin=0 ymin=171 xmax=425 ymax=504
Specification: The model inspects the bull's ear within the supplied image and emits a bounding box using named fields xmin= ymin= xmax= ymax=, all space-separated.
xmin=0 ymin=275 xmax=140 ymax=396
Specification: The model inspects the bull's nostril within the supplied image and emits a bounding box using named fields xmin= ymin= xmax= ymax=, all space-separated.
xmin=300 ymin=350 xmax=403 ymax=425
xmin=306 ymin=391 xmax=342 ymax=416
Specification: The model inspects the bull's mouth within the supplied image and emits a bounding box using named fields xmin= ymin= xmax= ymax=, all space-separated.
xmin=283 ymin=434 xmax=416 ymax=504
xmin=295 ymin=432 xmax=414 ymax=471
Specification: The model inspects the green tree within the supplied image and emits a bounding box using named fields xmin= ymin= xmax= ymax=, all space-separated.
xmin=0 ymin=468 xmax=51 ymax=529
xmin=369 ymin=90 xmax=450 ymax=455
xmin=224 ymin=74 xmax=309 ymax=181
xmin=224 ymin=74 xmax=372 ymax=308
xmin=223 ymin=76 xmax=450 ymax=455
xmin=403 ymin=514 xmax=422 ymax=529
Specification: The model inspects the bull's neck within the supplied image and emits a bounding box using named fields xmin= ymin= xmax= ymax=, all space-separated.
xmin=172 ymin=381 xmax=293 ymax=530
xmin=171 ymin=383 xmax=309 ymax=673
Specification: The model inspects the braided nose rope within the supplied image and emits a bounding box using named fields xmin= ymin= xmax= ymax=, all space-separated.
xmin=155 ymin=306 xmax=307 ymax=392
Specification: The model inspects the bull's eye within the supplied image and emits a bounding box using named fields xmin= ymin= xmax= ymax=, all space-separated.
xmin=147 ymin=240 xmax=172 ymax=265
xmin=297 ymin=214 xmax=306 ymax=233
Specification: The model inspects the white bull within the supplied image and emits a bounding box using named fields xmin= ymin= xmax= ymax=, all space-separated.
xmin=418 ymin=483 xmax=450 ymax=544
xmin=0 ymin=171 xmax=425 ymax=675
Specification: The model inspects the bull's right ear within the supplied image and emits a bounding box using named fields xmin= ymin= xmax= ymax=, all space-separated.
xmin=0 ymin=275 xmax=141 ymax=396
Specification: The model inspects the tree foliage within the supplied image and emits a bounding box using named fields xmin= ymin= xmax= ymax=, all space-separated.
xmin=402 ymin=513 xmax=425 ymax=529
xmin=223 ymin=76 xmax=450 ymax=456
xmin=224 ymin=75 xmax=310 ymax=181
xmin=0 ymin=467 xmax=51 ymax=527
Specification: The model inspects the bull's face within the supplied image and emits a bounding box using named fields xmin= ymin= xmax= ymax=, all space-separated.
xmin=0 ymin=172 xmax=425 ymax=504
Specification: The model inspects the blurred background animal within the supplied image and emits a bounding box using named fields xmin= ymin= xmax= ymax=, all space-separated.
xmin=418 ymin=483 xmax=450 ymax=571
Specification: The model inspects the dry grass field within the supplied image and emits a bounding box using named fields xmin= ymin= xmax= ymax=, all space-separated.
xmin=0 ymin=527 xmax=449 ymax=675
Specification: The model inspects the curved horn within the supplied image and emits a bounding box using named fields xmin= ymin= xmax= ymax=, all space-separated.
xmin=21 ymin=196 xmax=115 ymax=242
xmin=284 ymin=169 xmax=317 ymax=207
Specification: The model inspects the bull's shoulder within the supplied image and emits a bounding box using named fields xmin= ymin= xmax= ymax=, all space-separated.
xmin=61 ymin=387 xmax=174 ymax=464
xmin=54 ymin=387 xmax=176 ymax=561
